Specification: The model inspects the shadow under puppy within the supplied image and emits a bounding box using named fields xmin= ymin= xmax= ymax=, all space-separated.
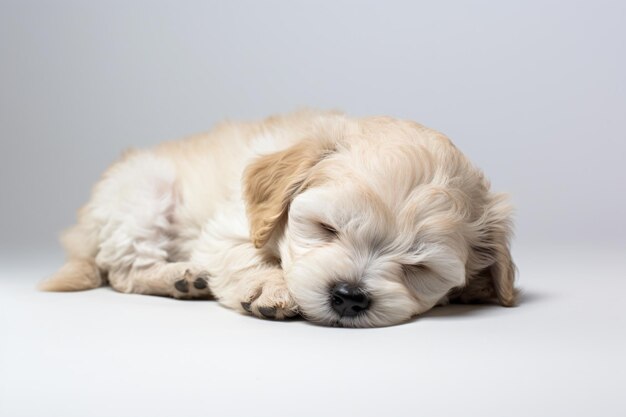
xmin=40 ymin=110 xmax=516 ymax=327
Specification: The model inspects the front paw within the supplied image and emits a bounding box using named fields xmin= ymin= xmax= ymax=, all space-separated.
xmin=240 ymin=280 xmax=298 ymax=320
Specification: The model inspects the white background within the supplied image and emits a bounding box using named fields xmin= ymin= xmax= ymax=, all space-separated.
xmin=1 ymin=1 xmax=625 ymax=416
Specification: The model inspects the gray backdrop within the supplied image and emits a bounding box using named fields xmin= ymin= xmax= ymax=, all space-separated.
xmin=1 ymin=0 xmax=625 ymax=259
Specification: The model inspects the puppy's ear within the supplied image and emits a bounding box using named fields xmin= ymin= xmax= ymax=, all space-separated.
xmin=461 ymin=193 xmax=517 ymax=306
xmin=243 ymin=139 xmax=334 ymax=248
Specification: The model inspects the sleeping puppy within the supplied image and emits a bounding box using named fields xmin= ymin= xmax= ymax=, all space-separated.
xmin=40 ymin=110 xmax=516 ymax=327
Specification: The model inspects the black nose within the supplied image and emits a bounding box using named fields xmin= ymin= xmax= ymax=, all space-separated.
xmin=330 ymin=282 xmax=370 ymax=317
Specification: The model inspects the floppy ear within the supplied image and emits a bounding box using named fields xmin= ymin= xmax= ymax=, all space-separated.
xmin=458 ymin=193 xmax=517 ymax=306
xmin=243 ymin=139 xmax=334 ymax=248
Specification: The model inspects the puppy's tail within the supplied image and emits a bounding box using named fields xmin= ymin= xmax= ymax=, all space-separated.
xmin=38 ymin=259 xmax=103 ymax=292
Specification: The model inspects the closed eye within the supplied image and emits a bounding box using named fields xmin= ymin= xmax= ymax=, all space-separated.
xmin=318 ymin=222 xmax=339 ymax=238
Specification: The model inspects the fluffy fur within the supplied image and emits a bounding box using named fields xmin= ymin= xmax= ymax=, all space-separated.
xmin=40 ymin=110 xmax=516 ymax=327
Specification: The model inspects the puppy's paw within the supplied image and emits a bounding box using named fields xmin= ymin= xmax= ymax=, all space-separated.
xmin=240 ymin=279 xmax=298 ymax=320
xmin=173 ymin=269 xmax=213 ymax=299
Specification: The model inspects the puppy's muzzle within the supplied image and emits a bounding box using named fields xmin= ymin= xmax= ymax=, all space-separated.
xmin=330 ymin=282 xmax=370 ymax=317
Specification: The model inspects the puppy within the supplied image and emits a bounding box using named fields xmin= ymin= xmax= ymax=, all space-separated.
xmin=40 ymin=110 xmax=516 ymax=327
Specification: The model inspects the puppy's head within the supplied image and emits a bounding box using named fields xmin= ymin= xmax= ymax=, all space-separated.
xmin=244 ymin=115 xmax=515 ymax=327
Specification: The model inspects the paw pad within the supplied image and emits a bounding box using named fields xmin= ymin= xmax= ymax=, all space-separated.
xmin=258 ymin=306 xmax=277 ymax=318
xmin=174 ymin=279 xmax=189 ymax=293
xmin=193 ymin=277 xmax=208 ymax=289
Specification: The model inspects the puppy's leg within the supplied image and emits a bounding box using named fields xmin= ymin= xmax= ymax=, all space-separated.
xmin=231 ymin=266 xmax=297 ymax=319
xmin=211 ymin=265 xmax=297 ymax=320
xmin=91 ymin=153 xmax=213 ymax=299
xmin=191 ymin=222 xmax=297 ymax=319
xmin=108 ymin=262 xmax=212 ymax=299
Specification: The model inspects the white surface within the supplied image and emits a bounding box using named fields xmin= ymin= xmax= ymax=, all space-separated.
xmin=1 ymin=245 xmax=624 ymax=417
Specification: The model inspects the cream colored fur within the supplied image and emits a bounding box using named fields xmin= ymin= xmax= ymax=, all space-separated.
xmin=40 ymin=110 xmax=516 ymax=327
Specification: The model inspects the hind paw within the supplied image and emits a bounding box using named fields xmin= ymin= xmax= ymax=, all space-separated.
xmin=173 ymin=269 xmax=212 ymax=299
